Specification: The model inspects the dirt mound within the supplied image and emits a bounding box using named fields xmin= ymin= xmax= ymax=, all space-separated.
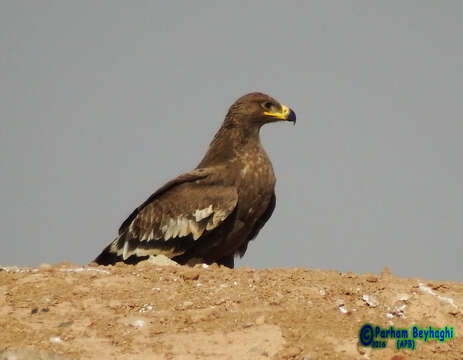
xmin=1 ymin=262 xmax=462 ymax=359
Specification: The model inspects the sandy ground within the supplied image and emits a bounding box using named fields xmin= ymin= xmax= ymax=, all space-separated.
xmin=1 ymin=260 xmax=462 ymax=360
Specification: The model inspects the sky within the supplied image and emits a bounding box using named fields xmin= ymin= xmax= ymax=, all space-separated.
xmin=1 ymin=1 xmax=462 ymax=281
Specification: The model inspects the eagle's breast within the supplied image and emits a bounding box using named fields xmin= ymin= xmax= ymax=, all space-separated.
xmin=235 ymin=144 xmax=275 ymax=225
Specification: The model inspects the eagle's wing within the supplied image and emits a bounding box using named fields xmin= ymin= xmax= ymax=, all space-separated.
xmin=237 ymin=192 xmax=276 ymax=257
xmin=95 ymin=168 xmax=238 ymax=264
xmin=118 ymin=168 xmax=210 ymax=235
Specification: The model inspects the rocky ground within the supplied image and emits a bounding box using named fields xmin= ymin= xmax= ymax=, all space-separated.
xmin=1 ymin=259 xmax=462 ymax=359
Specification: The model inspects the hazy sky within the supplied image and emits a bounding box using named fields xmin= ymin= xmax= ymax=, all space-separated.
xmin=1 ymin=1 xmax=462 ymax=281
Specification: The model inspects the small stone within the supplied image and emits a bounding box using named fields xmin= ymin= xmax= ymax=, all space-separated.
xmin=366 ymin=275 xmax=378 ymax=282
xmin=255 ymin=315 xmax=265 ymax=325
xmin=142 ymin=254 xmax=179 ymax=266
xmin=182 ymin=301 xmax=194 ymax=309
xmin=357 ymin=346 xmax=365 ymax=355
xmin=390 ymin=356 xmax=406 ymax=360
xmin=31 ymin=308 xmax=38 ymax=315
xmin=397 ymin=294 xmax=409 ymax=302
xmin=381 ymin=267 xmax=392 ymax=278
xmin=277 ymin=345 xmax=303 ymax=358
xmin=53 ymin=261 xmax=74 ymax=268
xmin=58 ymin=321 xmax=73 ymax=328
xmin=362 ymin=294 xmax=378 ymax=307
xmin=130 ymin=319 xmax=145 ymax=327
xmin=139 ymin=304 xmax=153 ymax=313
xmin=181 ymin=269 xmax=200 ymax=281
xmin=49 ymin=336 xmax=63 ymax=344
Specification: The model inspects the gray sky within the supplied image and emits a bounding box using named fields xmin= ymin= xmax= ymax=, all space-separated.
xmin=1 ymin=1 xmax=462 ymax=281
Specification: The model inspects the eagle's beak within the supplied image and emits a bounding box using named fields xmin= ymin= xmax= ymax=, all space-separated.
xmin=264 ymin=104 xmax=297 ymax=125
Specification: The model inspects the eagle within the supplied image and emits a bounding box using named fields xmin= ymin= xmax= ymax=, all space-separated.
xmin=94 ymin=92 xmax=296 ymax=268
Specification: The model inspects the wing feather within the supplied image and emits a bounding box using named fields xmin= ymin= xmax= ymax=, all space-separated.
xmin=118 ymin=168 xmax=210 ymax=235
xmin=107 ymin=168 xmax=238 ymax=261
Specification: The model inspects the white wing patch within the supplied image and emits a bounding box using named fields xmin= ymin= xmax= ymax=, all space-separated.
xmin=194 ymin=204 xmax=213 ymax=222
xmin=110 ymin=175 xmax=239 ymax=261
xmin=111 ymin=204 xmax=221 ymax=260
xmin=110 ymin=238 xmax=184 ymax=260
xmin=136 ymin=204 xmax=229 ymax=242
xmin=211 ymin=209 xmax=228 ymax=229
xmin=178 ymin=217 xmax=189 ymax=237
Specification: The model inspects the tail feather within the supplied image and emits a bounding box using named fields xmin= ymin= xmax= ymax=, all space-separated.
xmin=95 ymin=229 xmax=189 ymax=265
xmin=94 ymin=244 xmax=149 ymax=265
xmin=94 ymin=231 xmax=194 ymax=266
xmin=94 ymin=243 xmax=118 ymax=265
xmin=93 ymin=237 xmax=149 ymax=265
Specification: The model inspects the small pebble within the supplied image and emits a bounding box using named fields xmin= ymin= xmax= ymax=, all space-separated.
xmin=182 ymin=301 xmax=194 ymax=309
xmin=255 ymin=315 xmax=265 ymax=325
xmin=49 ymin=336 xmax=63 ymax=344
xmin=130 ymin=319 xmax=145 ymax=328
xmin=181 ymin=270 xmax=200 ymax=281
xmin=58 ymin=321 xmax=73 ymax=328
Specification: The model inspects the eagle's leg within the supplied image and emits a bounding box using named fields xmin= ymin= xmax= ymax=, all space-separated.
xmin=216 ymin=255 xmax=234 ymax=269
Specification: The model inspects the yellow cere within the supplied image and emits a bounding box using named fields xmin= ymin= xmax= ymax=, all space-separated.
xmin=263 ymin=104 xmax=290 ymax=120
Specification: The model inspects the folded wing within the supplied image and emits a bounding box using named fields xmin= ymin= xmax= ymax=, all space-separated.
xmin=94 ymin=169 xmax=238 ymax=264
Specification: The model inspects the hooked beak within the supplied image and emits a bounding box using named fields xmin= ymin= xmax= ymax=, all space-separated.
xmin=264 ymin=104 xmax=296 ymax=125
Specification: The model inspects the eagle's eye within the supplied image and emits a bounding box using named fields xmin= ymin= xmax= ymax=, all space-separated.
xmin=262 ymin=102 xmax=273 ymax=110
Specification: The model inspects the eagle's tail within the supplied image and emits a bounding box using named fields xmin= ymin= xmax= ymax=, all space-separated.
xmin=93 ymin=236 xmax=150 ymax=266
xmin=93 ymin=242 xmax=120 ymax=265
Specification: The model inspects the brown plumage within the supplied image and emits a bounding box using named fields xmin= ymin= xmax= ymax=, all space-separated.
xmin=94 ymin=92 xmax=296 ymax=268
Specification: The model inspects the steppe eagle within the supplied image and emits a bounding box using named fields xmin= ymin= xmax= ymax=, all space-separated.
xmin=94 ymin=92 xmax=296 ymax=268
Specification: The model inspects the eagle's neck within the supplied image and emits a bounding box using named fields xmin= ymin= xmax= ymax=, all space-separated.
xmin=197 ymin=123 xmax=262 ymax=167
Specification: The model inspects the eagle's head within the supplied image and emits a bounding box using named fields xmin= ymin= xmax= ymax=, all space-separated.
xmin=225 ymin=92 xmax=296 ymax=128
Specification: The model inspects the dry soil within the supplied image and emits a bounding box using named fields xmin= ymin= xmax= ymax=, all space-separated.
xmin=1 ymin=260 xmax=462 ymax=359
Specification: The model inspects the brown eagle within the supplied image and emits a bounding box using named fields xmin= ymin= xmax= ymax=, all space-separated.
xmin=94 ymin=92 xmax=296 ymax=268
